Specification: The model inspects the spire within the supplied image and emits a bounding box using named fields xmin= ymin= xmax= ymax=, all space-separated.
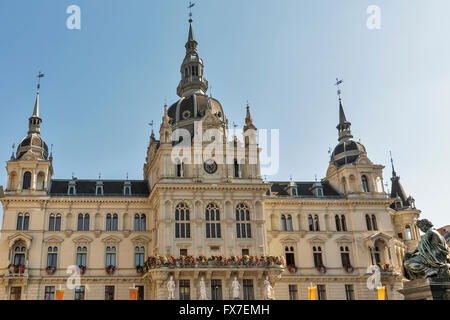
xmin=177 ymin=18 xmax=208 ymax=97
xmin=244 ymin=102 xmax=257 ymax=131
xmin=28 ymin=73 xmax=44 ymax=135
xmin=389 ymin=151 xmax=411 ymax=209
xmin=334 ymin=79 xmax=353 ymax=142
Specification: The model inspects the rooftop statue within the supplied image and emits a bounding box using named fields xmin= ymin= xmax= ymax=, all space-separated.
xmin=403 ymin=219 xmax=450 ymax=280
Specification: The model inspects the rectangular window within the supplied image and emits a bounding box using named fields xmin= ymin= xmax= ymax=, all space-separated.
xmin=10 ymin=287 xmax=22 ymax=300
xmin=341 ymin=253 xmax=351 ymax=267
xmin=180 ymin=249 xmax=188 ymax=256
xmin=345 ymin=285 xmax=355 ymax=300
xmin=288 ymin=285 xmax=298 ymax=300
xmin=242 ymin=249 xmax=249 ymax=256
xmin=313 ymin=253 xmax=323 ymax=267
xmin=243 ymin=279 xmax=254 ymax=300
xmin=75 ymin=286 xmax=85 ymax=300
xmin=44 ymin=286 xmax=55 ymax=300
xmin=286 ymin=253 xmax=295 ymax=267
xmin=211 ymin=280 xmax=222 ymax=300
xmin=105 ymin=286 xmax=115 ymax=300
xmin=317 ymin=285 xmax=326 ymax=300
xmin=179 ymin=280 xmax=190 ymax=300
xmin=76 ymin=253 xmax=87 ymax=267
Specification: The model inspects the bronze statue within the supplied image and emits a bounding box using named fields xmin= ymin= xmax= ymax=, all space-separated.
xmin=403 ymin=219 xmax=450 ymax=280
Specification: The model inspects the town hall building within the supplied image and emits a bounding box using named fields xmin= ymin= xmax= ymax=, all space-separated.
xmin=0 ymin=18 xmax=421 ymax=300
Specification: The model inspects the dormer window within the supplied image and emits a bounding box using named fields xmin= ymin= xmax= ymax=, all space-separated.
xmin=69 ymin=186 xmax=75 ymax=195
xmin=292 ymin=188 xmax=297 ymax=196
xmin=395 ymin=200 xmax=402 ymax=209
xmin=317 ymin=187 xmax=323 ymax=197
xmin=96 ymin=186 xmax=103 ymax=195
xmin=124 ymin=186 xmax=131 ymax=196
xmin=68 ymin=180 xmax=76 ymax=195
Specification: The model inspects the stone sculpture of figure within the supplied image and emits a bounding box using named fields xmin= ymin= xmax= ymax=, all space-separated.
xmin=264 ymin=276 xmax=275 ymax=300
xmin=403 ymin=219 xmax=450 ymax=280
xmin=167 ymin=276 xmax=176 ymax=300
xmin=199 ymin=277 xmax=207 ymax=300
xmin=231 ymin=277 xmax=240 ymax=299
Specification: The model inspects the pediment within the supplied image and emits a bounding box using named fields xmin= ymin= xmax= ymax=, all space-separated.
xmin=72 ymin=235 xmax=94 ymax=244
xmin=280 ymin=235 xmax=299 ymax=243
xmin=8 ymin=232 xmax=32 ymax=247
xmin=44 ymin=235 xmax=65 ymax=244
xmin=364 ymin=232 xmax=392 ymax=245
xmin=131 ymin=235 xmax=151 ymax=244
xmin=307 ymin=235 xmax=327 ymax=244
xmin=335 ymin=235 xmax=353 ymax=244
xmin=101 ymin=235 xmax=122 ymax=244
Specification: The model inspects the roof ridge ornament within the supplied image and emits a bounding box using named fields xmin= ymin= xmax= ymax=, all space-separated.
xmin=334 ymin=78 xmax=353 ymax=142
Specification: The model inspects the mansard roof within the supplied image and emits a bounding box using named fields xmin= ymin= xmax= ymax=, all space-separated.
xmin=49 ymin=179 xmax=150 ymax=197
xmin=269 ymin=180 xmax=341 ymax=198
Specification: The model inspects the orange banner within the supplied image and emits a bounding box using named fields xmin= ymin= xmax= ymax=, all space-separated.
xmin=55 ymin=290 xmax=64 ymax=301
xmin=129 ymin=288 xmax=138 ymax=300
xmin=308 ymin=287 xmax=317 ymax=300
xmin=377 ymin=287 xmax=386 ymax=300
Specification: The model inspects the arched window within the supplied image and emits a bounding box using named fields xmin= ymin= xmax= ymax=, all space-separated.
xmin=335 ymin=215 xmax=341 ymax=232
xmin=49 ymin=214 xmax=55 ymax=231
xmin=175 ymin=203 xmax=191 ymax=238
xmin=341 ymin=215 xmax=347 ymax=232
xmin=76 ymin=247 xmax=87 ymax=267
xmin=55 ymin=214 xmax=61 ymax=231
xmin=106 ymin=214 xmax=112 ymax=231
xmin=113 ymin=214 xmax=118 ymax=231
xmin=16 ymin=213 xmax=23 ymax=231
xmin=281 ymin=215 xmax=287 ymax=231
xmin=23 ymin=213 xmax=29 ymax=230
xmin=361 ymin=175 xmax=369 ymax=192
xmin=206 ymin=203 xmax=221 ymax=238
xmin=234 ymin=159 xmax=240 ymax=178
xmin=47 ymin=246 xmax=58 ymax=268
xmin=135 ymin=246 xmax=145 ymax=267
xmin=287 ymin=215 xmax=293 ymax=231
xmin=308 ymin=215 xmax=314 ymax=231
xmin=77 ymin=214 xmax=89 ymax=231
xmin=405 ymin=225 xmax=413 ymax=240
xmin=105 ymin=246 xmax=116 ymax=267
xmin=13 ymin=246 xmax=26 ymax=266
xmin=236 ymin=203 xmax=251 ymax=239
xmin=371 ymin=215 xmax=378 ymax=231
xmin=134 ymin=214 xmax=146 ymax=231
xmin=22 ymin=172 xmax=31 ymax=190
xmin=314 ymin=215 xmax=320 ymax=231
xmin=365 ymin=214 xmax=372 ymax=231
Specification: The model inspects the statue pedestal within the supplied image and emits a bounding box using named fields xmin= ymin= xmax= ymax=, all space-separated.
xmin=398 ymin=278 xmax=450 ymax=300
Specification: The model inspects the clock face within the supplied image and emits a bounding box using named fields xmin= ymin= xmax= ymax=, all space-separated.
xmin=204 ymin=159 xmax=218 ymax=174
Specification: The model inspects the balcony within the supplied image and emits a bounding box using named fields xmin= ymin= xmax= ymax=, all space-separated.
xmin=7 ymin=264 xmax=28 ymax=277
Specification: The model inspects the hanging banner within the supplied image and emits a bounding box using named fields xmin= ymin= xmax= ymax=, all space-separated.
xmin=377 ymin=287 xmax=386 ymax=300
xmin=55 ymin=290 xmax=64 ymax=300
xmin=129 ymin=288 xmax=138 ymax=300
xmin=308 ymin=287 xmax=317 ymax=300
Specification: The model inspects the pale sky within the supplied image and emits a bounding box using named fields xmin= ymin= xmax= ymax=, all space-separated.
xmin=0 ymin=0 xmax=449 ymax=227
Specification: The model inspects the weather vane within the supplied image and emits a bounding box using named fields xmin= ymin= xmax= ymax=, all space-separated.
xmin=334 ymin=78 xmax=343 ymax=99
xmin=37 ymin=71 xmax=45 ymax=91
xmin=188 ymin=2 xmax=195 ymax=19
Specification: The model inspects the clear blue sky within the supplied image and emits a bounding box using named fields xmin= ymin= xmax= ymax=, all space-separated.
xmin=1 ymin=0 xmax=449 ymax=228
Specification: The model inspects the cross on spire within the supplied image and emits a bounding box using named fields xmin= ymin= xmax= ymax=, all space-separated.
xmin=148 ymin=120 xmax=154 ymax=133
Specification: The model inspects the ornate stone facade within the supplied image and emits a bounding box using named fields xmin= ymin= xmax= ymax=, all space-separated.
xmin=0 ymin=19 xmax=420 ymax=300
